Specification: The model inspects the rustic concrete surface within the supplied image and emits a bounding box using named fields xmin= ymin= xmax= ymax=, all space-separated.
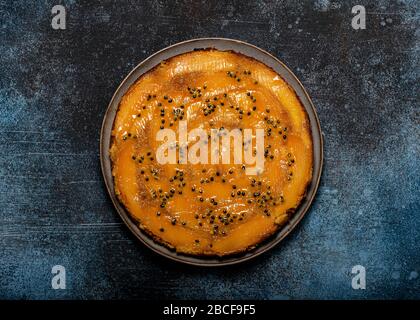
xmin=0 ymin=0 xmax=418 ymax=299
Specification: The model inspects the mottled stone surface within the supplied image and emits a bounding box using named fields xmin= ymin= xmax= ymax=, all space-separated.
xmin=0 ymin=0 xmax=418 ymax=299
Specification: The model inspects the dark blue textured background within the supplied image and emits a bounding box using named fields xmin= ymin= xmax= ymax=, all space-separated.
xmin=0 ymin=0 xmax=418 ymax=299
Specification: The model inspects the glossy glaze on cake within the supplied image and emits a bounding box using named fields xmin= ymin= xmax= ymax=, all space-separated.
xmin=110 ymin=49 xmax=313 ymax=256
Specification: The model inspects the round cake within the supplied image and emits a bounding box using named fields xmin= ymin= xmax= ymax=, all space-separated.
xmin=110 ymin=49 xmax=313 ymax=256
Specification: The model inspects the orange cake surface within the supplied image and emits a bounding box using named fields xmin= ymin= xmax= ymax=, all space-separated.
xmin=110 ymin=49 xmax=313 ymax=256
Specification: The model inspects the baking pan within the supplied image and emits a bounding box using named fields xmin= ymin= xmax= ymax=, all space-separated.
xmin=100 ymin=38 xmax=323 ymax=266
